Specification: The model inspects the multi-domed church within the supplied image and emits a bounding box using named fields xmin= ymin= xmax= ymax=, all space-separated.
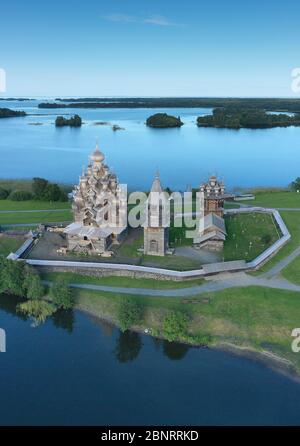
xmin=64 ymin=144 xmax=127 ymax=254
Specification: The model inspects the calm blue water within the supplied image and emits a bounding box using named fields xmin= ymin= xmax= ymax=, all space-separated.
xmin=0 ymin=294 xmax=300 ymax=426
xmin=1 ymin=99 xmax=300 ymax=190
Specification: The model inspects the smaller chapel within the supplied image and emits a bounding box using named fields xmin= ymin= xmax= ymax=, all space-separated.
xmin=193 ymin=175 xmax=232 ymax=251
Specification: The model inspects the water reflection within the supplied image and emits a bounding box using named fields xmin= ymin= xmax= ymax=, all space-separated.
xmin=51 ymin=309 xmax=74 ymax=333
xmin=114 ymin=331 xmax=143 ymax=363
xmin=0 ymin=294 xmax=27 ymax=320
xmin=152 ymin=337 xmax=189 ymax=360
xmin=163 ymin=340 xmax=189 ymax=361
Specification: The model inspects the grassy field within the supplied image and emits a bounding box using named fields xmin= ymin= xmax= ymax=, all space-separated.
xmin=282 ymin=255 xmax=300 ymax=284
xmin=255 ymin=211 xmax=300 ymax=274
xmin=0 ymin=210 xmax=72 ymax=225
xmin=242 ymin=191 xmax=300 ymax=208
xmin=74 ymin=285 xmax=300 ymax=375
xmin=42 ymin=271 xmax=204 ymax=289
xmin=0 ymin=235 xmax=24 ymax=256
xmin=0 ymin=200 xmax=71 ymax=211
xmin=224 ymin=212 xmax=280 ymax=262
xmin=141 ymin=254 xmax=200 ymax=270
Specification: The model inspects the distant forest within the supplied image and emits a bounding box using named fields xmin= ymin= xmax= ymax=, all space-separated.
xmin=39 ymin=97 xmax=300 ymax=113
xmin=0 ymin=108 xmax=26 ymax=118
xmin=197 ymin=107 xmax=300 ymax=129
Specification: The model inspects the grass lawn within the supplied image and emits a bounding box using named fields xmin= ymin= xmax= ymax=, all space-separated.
xmin=169 ymin=224 xmax=194 ymax=247
xmin=0 ymin=210 xmax=72 ymax=225
xmin=282 ymin=255 xmax=300 ymax=284
xmin=0 ymin=200 xmax=71 ymax=211
xmin=117 ymin=234 xmax=143 ymax=257
xmin=42 ymin=271 xmax=204 ymax=289
xmin=255 ymin=211 xmax=300 ymax=274
xmin=141 ymin=254 xmax=200 ymax=270
xmin=74 ymin=285 xmax=300 ymax=374
xmin=0 ymin=235 xmax=24 ymax=256
xmin=242 ymin=191 xmax=300 ymax=208
xmin=224 ymin=212 xmax=280 ymax=262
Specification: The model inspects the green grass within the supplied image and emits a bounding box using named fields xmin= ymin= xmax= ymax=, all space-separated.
xmin=74 ymin=285 xmax=300 ymax=374
xmin=169 ymin=224 xmax=194 ymax=247
xmin=42 ymin=271 xmax=204 ymax=289
xmin=282 ymin=255 xmax=300 ymax=284
xmin=0 ymin=210 xmax=72 ymax=225
xmin=242 ymin=191 xmax=300 ymax=208
xmin=255 ymin=211 xmax=300 ymax=274
xmin=117 ymin=234 xmax=143 ymax=257
xmin=0 ymin=235 xmax=24 ymax=256
xmin=0 ymin=200 xmax=71 ymax=211
xmin=141 ymin=254 xmax=200 ymax=270
xmin=224 ymin=201 xmax=241 ymax=209
xmin=224 ymin=212 xmax=280 ymax=262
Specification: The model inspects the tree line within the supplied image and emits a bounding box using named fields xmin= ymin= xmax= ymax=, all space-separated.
xmin=0 ymin=177 xmax=68 ymax=202
xmin=0 ymin=258 xmax=74 ymax=325
xmin=197 ymin=107 xmax=300 ymax=129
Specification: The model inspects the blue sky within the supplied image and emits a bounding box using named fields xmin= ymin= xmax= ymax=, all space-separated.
xmin=1 ymin=0 xmax=300 ymax=97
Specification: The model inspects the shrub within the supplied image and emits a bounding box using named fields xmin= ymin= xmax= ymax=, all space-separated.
xmin=50 ymin=278 xmax=74 ymax=310
xmin=9 ymin=189 xmax=33 ymax=201
xmin=32 ymin=177 xmax=48 ymax=200
xmin=163 ymin=311 xmax=189 ymax=342
xmin=261 ymin=234 xmax=272 ymax=245
xmin=23 ymin=266 xmax=44 ymax=300
xmin=17 ymin=300 xmax=56 ymax=326
xmin=0 ymin=258 xmax=25 ymax=296
xmin=117 ymin=297 xmax=143 ymax=332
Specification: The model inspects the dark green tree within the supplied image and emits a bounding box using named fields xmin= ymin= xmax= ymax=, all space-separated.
xmin=0 ymin=259 xmax=25 ymax=296
xmin=290 ymin=177 xmax=300 ymax=192
xmin=50 ymin=278 xmax=74 ymax=310
xmin=0 ymin=187 xmax=9 ymax=199
xmin=43 ymin=183 xmax=63 ymax=202
xmin=163 ymin=311 xmax=189 ymax=342
xmin=32 ymin=177 xmax=48 ymax=200
xmin=23 ymin=266 xmax=44 ymax=300
xmin=117 ymin=297 xmax=143 ymax=332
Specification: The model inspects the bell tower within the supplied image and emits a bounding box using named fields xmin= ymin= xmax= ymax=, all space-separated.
xmin=143 ymin=172 xmax=169 ymax=256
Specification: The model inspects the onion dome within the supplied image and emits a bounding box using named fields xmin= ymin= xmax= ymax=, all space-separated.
xmin=91 ymin=142 xmax=105 ymax=163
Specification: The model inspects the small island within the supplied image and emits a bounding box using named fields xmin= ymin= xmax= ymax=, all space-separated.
xmin=55 ymin=114 xmax=82 ymax=127
xmin=146 ymin=113 xmax=183 ymax=128
xmin=197 ymin=107 xmax=300 ymax=129
xmin=0 ymin=108 xmax=26 ymax=118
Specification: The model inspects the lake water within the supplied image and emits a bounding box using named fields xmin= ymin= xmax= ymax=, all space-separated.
xmin=1 ymin=294 xmax=300 ymax=426
xmin=1 ymin=99 xmax=300 ymax=191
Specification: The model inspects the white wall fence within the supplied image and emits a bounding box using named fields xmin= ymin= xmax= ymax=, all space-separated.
xmin=8 ymin=207 xmax=291 ymax=279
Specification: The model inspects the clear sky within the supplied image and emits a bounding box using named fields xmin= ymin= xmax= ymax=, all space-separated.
xmin=1 ymin=0 xmax=300 ymax=97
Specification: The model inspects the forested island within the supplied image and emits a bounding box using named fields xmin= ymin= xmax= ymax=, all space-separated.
xmin=197 ymin=107 xmax=300 ymax=129
xmin=39 ymin=97 xmax=300 ymax=113
xmin=55 ymin=114 xmax=82 ymax=127
xmin=0 ymin=108 xmax=26 ymax=118
xmin=146 ymin=113 xmax=183 ymax=128
xmin=0 ymin=98 xmax=32 ymax=101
